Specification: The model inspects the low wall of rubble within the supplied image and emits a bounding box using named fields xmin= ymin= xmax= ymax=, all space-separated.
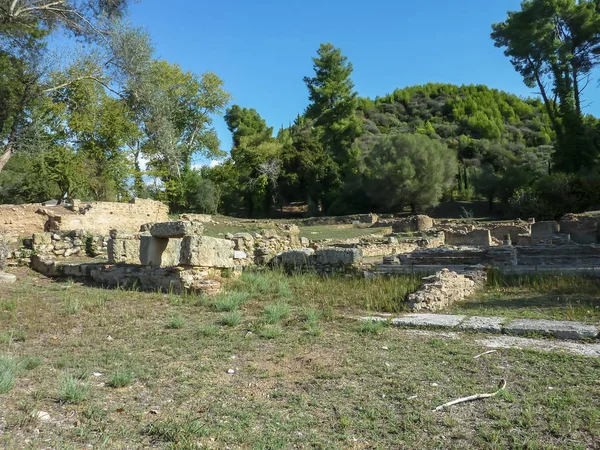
xmin=408 ymin=268 xmax=486 ymax=312
xmin=274 ymin=247 xmax=363 ymax=274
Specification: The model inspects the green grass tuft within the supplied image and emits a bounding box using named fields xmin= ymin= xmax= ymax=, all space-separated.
xmin=197 ymin=325 xmax=220 ymax=338
xmin=167 ymin=314 xmax=185 ymax=329
xmin=258 ymin=325 xmax=284 ymax=339
xmin=212 ymin=291 xmax=250 ymax=312
xmin=20 ymin=356 xmax=42 ymax=371
xmin=107 ymin=368 xmax=133 ymax=388
xmin=359 ymin=319 xmax=388 ymax=335
xmin=219 ymin=310 xmax=243 ymax=327
xmin=57 ymin=374 xmax=89 ymax=404
xmin=0 ymin=356 xmax=18 ymax=394
xmin=263 ymin=302 xmax=290 ymax=324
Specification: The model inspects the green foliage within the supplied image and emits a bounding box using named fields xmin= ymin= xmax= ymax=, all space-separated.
xmin=57 ymin=374 xmax=89 ymax=404
xmin=219 ymin=310 xmax=243 ymax=327
xmin=166 ymin=314 xmax=185 ymax=329
xmin=107 ymin=368 xmax=133 ymax=388
xmin=0 ymin=356 xmax=17 ymax=394
xmin=263 ymin=302 xmax=290 ymax=324
xmin=362 ymin=133 xmax=457 ymax=212
xmin=492 ymin=0 xmax=600 ymax=172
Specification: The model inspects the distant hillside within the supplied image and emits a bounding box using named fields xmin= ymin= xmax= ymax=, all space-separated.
xmin=356 ymin=83 xmax=554 ymax=172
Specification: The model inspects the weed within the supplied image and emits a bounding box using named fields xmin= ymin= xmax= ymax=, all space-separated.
xmin=146 ymin=417 xmax=206 ymax=444
xmin=0 ymin=329 xmax=26 ymax=344
xmin=167 ymin=314 xmax=185 ymax=329
xmin=2 ymin=299 xmax=16 ymax=312
xmin=0 ymin=356 xmax=18 ymax=394
xmin=219 ymin=311 xmax=243 ymax=327
xmin=65 ymin=297 xmax=82 ymax=315
xmin=259 ymin=325 xmax=284 ymax=339
xmin=212 ymin=291 xmax=250 ymax=312
xmin=197 ymin=325 xmax=220 ymax=337
xmin=263 ymin=302 xmax=290 ymax=324
xmin=58 ymin=374 xmax=89 ymax=404
xmin=21 ymin=356 xmax=42 ymax=371
xmin=359 ymin=319 xmax=388 ymax=334
xmin=107 ymin=368 xmax=133 ymax=388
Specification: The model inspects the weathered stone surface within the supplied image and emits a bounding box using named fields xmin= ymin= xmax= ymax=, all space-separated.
xmin=392 ymin=215 xmax=433 ymax=233
xmin=149 ymin=221 xmax=204 ymax=238
xmin=0 ymin=272 xmax=16 ymax=283
xmin=314 ymin=248 xmax=362 ymax=266
xmin=359 ymin=213 xmax=379 ymax=224
xmin=391 ymin=314 xmax=466 ymax=328
xmin=179 ymin=213 xmax=213 ymax=223
xmin=180 ymin=236 xmax=234 ymax=268
xmin=275 ymin=248 xmax=315 ymax=270
xmin=108 ymin=238 xmax=141 ymax=264
xmin=531 ymin=221 xmax=559 ymax=239
xmin=140 ymin=236 xmax=183 ymax=267
xmin=504 ymin=319 xmax=599 ymax=340
xmin=407 ymin=268 xmax=483 ymax=312
xmin=32 ymin=232 xmax=52 ymax=246
xmin=559 ymin=213 xmax=599 ymax=244
xmin=233 ymin=250 xmax=247 ymax=259
xmin=460 ymin=316 xmax=505 ymax=333
xmin=445 ymin=229 xmax=492 ymax=247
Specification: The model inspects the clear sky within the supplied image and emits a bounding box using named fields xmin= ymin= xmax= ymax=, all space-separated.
xmin=128 ymin=0 xmax=600 ymax=165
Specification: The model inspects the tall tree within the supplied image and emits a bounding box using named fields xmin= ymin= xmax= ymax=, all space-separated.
xmin=224 ymin=105 xmax=272 ymax=148
xmin=492 ymin=0 xmax=600 ymax=171
xmin=304 ymin=43 xmax=362 ymax=172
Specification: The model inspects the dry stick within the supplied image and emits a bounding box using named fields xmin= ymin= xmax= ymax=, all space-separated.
xmin=433 ymin=379 xmax=507 ymax=412
xmin=473 ymin=349 xmax=498 ymax=359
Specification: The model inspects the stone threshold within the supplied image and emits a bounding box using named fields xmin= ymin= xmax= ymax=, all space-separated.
xmin=362 ymin=314 xmax=600 ymax=341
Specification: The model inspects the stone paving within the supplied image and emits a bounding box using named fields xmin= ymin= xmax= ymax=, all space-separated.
xmin=363 ymin=314 xmax=600 ymax=340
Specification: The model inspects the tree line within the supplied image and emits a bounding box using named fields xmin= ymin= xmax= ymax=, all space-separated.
xmin=2 ymin=0 xmax=600 ymax=219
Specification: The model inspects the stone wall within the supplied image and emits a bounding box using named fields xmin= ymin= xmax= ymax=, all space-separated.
xmin=399 ymin=246 xmax=518 ymax=267
xmin=559 ymin=213 xmax=600 ymax=244
xmin=329 ymin=233 xmax=445 ymax=257
xmin=445 ymin=229 xmax=492 ymax=247
xmin=408 ymin=268 xmax=485 ymax=312
xmin=274 ymin=247 xmax=363 ymax=274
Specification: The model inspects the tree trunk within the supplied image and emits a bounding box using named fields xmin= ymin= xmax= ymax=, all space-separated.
xmin=0 ymin=145 xmax=13 ymax=172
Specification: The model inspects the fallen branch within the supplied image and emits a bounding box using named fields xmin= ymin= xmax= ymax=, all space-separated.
xmin=433 ymin=379 xmax=507 ymax=412
xmin=473 ymin=349 xmax=497 ymax=359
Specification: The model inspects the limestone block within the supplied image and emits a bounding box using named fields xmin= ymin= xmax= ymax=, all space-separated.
xmin=314 ymin=248 xmax=362 ymax=266
xmin=140 ymin=236 xmax=183 ymax=267
xmin=391 ymin=314 xmax=466 ymax=328
xmin=108 ymin=238 xmax=141 ymax=264
xmin=32 ymin=232 xmax=52 ymax=246
xmin=531 ymin=221 xmax=559 ymax=239
xmin=276 ymin=248 xmax=315 ymax=269
xmin=445 ymin=229 xmax=492 ymax=247
xmin=504 ymin=318 xmax=599 ymax=340
xmin=559 ymin=214 xmax=599 ymax=244
xmin=0 ymin=272 xmax=16 ymax=284
xmin=233 ymin=250 xmax=247 ymax=259
xmin=179 ymin=213 xmax=213 ymax=223
xmin=460 ymin=316 xmax=505 ymax=333
xmin=150 ymin=221 xmax=204 ymax=238
xmin=180 ymin=236 xmax=234 ymax=268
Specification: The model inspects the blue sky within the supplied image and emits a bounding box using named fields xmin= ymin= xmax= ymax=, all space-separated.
xmin=129 ymin=0 xmax=600 ymax=165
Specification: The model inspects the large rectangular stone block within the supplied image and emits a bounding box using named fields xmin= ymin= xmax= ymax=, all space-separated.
xmin=140 ymin=236 xmax=182 ymax=267
xmin=150 ymin=221 xmax=204 ymax=238
xmin=445 ymin=229 xmax=492 ymax=247
xmin=108 ymin=238 xmax=141 ymax=264
xmin=531 ymin=221 xmax=559 ymax=239
xmin=314 ymin=248 xmax=362 ymax=266
xmin=180 ymin=236 xmax=234 ymax=268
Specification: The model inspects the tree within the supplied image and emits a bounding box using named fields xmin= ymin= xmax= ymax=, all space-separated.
xmin=362 ymin=133 xmax=457 ymax=212
xmin=492 ymin=0 xmax=600 ymax=171
xmin=304 ymin=43 xmax=362 ymax=173
xmin=127 ymin=60 xmax=230 ymax=208
xmin=224 ymin=105 xmax=272 ymax=148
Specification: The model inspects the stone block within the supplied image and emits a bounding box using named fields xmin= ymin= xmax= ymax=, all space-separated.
xmin=32 ymin=232 xmax=52 ymax=246
xmin=531 ymin=221 xmax=559 ymax=239
xmin=275 ymin=248 xmax=315 ymax=269
xmin=445 ymin=229 xmax=492 ymax=247
xmin=504 ymin=319 xmax=599 ymax=340
xmin=460 ymin=316 xmax=505 ymax=333
xmin=149 ymin=221 xmax=204 ymax=238
xmin=0 ymin=272 xmax=16 ymax=283
xmin=233 ymin=250 xmax=247 ymax=259
xmin=559 ymin=214 xmax=599 ymax=244
xmin=314 ymin=248 xmax=362 ymax=266
xmin=180 ymin=236 xmax=234 ymax=268
xmin=179 ymin=213 xmax=213 ymax=223
xmin=140 ymin=236 xmax=183 ymax=267
xmin=390 ymin=314 xmax=465 ymax=328
xmin=108 ymin=238 xmax=141 ymax=264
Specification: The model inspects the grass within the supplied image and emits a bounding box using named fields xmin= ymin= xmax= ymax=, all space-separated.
xmin=211 ymin=291 xmax=250 ymax=311
xmin=166 ymin=313 xmax=185 ymax=329
xmin=219 ymin=310 xmax=243 ymax=327
xmin=449 ymin=272 xmax=600 ymax=323
xmin=263 ymin=302 xmax=290 ymax=323
xmin=57 ymin=374 xmax=89 ymax=404
xmin=0 ymin=356 xmax=18 ymax=394
xmin=107 ymin=368 xmax=133 ymax=388
xmin=0 ymin=268 xmax=599 ymax=448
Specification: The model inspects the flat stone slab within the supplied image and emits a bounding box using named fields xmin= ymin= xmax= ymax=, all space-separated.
xmin=504 ymin=319 xmax=599 ymax=340
xmin=460 ymin=316 xmax=506 ymax=333
xmin=150 ymin=221 xmax=204 ymax=238
xmin=0 ymin=272 xmax=16 ymax=284
xmin=391 ymin=314 xmax=465 ymax=328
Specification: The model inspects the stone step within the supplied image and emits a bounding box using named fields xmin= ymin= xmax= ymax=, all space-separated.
xmin=362 ymin=314 xmax=600 ymax=341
